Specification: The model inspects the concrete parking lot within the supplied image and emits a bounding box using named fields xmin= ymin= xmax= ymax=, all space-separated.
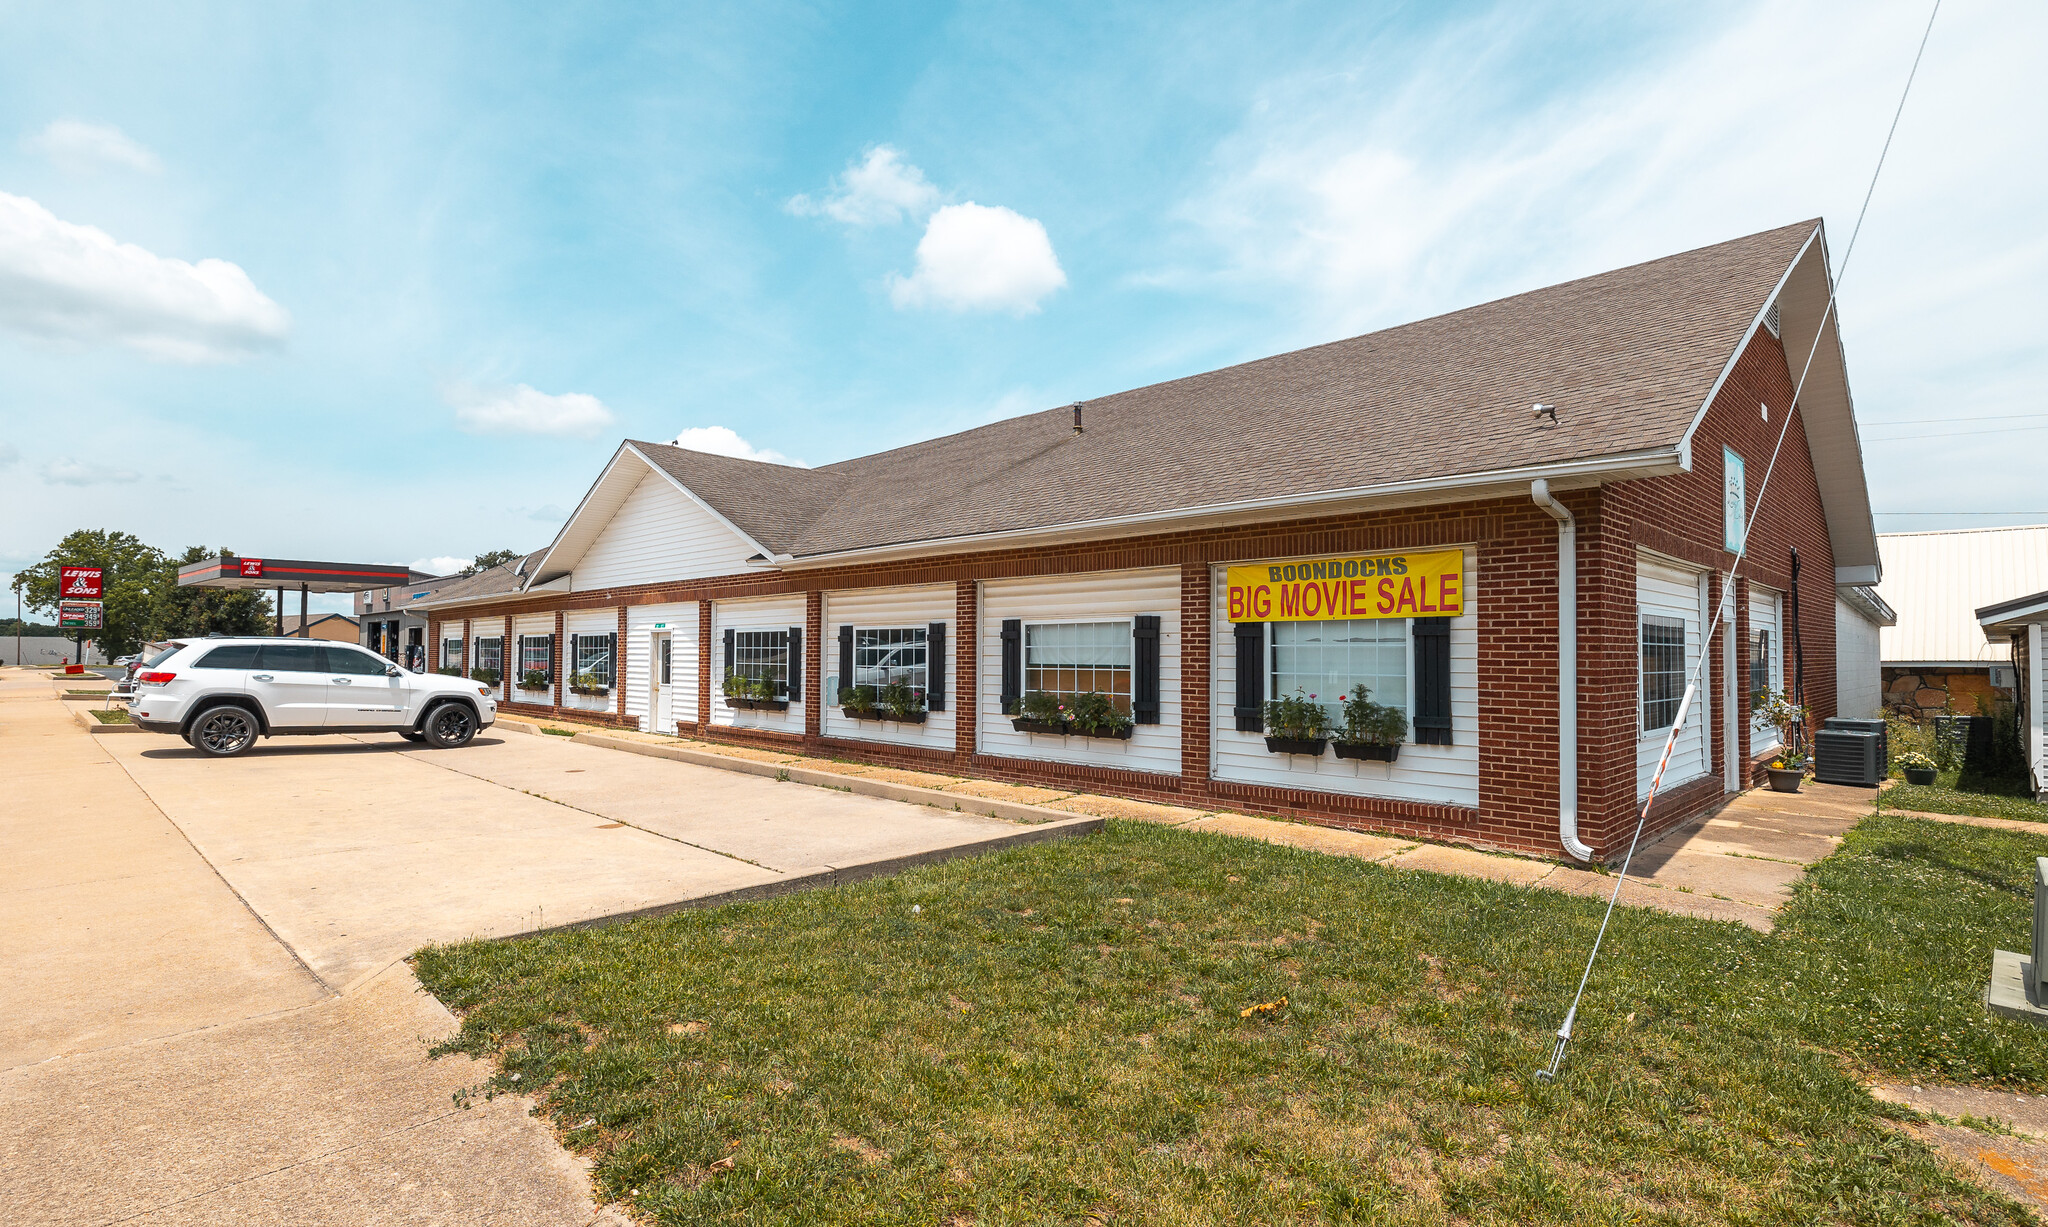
xmin=0 ymin=669 xmax=1088 ymax=1224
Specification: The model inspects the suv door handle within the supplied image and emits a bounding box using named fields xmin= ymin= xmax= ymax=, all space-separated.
xmin=252 ymin=674 xmax=274 ymax=681
xmin=332 ymin=677 xmax=352 ymax=684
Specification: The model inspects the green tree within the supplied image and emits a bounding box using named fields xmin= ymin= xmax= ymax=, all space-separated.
xmin=152 ymin=548 xmax=274 ymax=639
xmin=462 ymin=549 xmax=520 ymax=577
xmin=18 ymin=530 xmax=166 ymax=658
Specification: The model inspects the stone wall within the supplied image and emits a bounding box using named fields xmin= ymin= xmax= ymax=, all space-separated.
xmin=1884 ymin=666 xmax=2010 ymax=717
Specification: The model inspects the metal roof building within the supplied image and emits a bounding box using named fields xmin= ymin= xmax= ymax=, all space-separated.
xmin=1873 ymin=525 xmax=2048 ymax=666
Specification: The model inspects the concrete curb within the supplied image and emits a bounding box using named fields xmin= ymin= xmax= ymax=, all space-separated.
xmin=70 ymin=704 xmax=142 ymax=733
xmin=491 ymin=813 xmax=1102 ymax=941
xmin=572 ymin=730 xmax=1084 ymax=826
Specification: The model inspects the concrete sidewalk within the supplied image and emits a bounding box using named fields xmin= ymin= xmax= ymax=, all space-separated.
xmin=518 ymin=714 xmax=1872 ymax=932
xmin=0 ymin=667 xmax=621 ymax=1226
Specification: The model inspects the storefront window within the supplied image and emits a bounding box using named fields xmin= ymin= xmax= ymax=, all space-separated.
xmin=1270 ymin=619 xmax=1406 ymax=721
xmin=1641 ymin=616 xmax=1686 ymax=731
xmin=442 ymin=637 xmax=461 ymax=669
xmin=733 ymin=629 xmax=789 ymax=697
xmin=1025 ymin=621 xmax=1131 ymax=710
xmin=1749 ymin=628 xmax=1772 ymax=699
xmin=520 ymin=636 xmax=551 ymax=677
xmin=854 ymin=627 xmax=927 ymax=695
xmin=572 ymin=635 xmax=614 ymax=688
xmin=473 ymin=636 xmax=502 ymax=673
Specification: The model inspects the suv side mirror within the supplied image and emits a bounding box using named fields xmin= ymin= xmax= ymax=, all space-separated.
xmin=386 ymin=664 xmax=402 ymax=677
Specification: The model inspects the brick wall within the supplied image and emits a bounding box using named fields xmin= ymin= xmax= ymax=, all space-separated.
xmin=425 ymin=331 xmax=1842 ymax=860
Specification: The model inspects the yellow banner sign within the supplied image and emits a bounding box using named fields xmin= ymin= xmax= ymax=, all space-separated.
xmin=1226 ymin=550 xmax=1464 ymax=623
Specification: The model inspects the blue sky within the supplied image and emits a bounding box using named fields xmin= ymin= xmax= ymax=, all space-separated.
xmin=1 ymin=0 xmax=2042 ymax=617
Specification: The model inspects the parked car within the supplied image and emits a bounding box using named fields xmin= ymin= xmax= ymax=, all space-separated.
xmin=128 ymin=637 xmax=497 ymax=757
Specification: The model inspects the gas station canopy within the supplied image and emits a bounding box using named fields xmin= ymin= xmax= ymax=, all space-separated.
xmin=177 ymin=557 xmax=417 ymax=593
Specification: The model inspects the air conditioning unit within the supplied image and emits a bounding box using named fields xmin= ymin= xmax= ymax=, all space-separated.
xmin=1814 ymin=729 xmax=1883 ymax=786
xmin=1824 ymin=716 xmax=1888 ymax=766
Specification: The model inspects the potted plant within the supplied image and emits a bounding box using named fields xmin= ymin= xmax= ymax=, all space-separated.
xmin=839 ymin=684 xmax=883 ymax=721
xmin=1332 ymin=684 xmax=1407 ymax=761
xmin=1067 ymin=691 xmax=1133 ymax=740
xmin=517 ymin=668 xmax=550 ymax=692
xmin=879 ymin=680 xmax=929 ymax=724
xmin=723 ymin=670 xmax=788 ymax=711
xmin=1896 ymin=750 xmax=1938 ymax=786
xmin=469 ymin=666 xmax=500 ymax=686
xmin=570 ymin=670 xmax=609 ymax=697
xmin=1751 ymin=687 xmax=1811 ymax=793
xmin=1263 ymin=691 xmax=1330 ymax=756
xmin=1012 ymin=690 xmax=1067 ymax=735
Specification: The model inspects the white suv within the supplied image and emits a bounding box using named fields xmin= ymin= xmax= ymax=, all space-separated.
xmin=130 ymin=637 xmax=498 ymax=757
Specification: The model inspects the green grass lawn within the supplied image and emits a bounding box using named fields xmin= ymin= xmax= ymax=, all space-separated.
xmin=415 ymin=818 xmax=2048 ymax=1226
xmin=87 ymin=707 xmax=131 ymax=724
xmin=1884 ymin=775 xmax=2048 ymax=824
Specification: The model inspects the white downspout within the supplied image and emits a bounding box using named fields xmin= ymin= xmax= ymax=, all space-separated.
xmin=1532 ymin=479 xmax=1593 ymax=862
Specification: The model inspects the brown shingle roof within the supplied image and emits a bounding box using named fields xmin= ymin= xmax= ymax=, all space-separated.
xmin=647 ymin=220 xmax=1816 ymax=559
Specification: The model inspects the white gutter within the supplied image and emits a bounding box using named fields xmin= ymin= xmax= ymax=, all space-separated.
xmin=1531 ymin=479 xmax=1593 ymax=862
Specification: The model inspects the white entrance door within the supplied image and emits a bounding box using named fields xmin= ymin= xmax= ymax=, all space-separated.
xmin=650 ymin=633 xmax=672 ymax=732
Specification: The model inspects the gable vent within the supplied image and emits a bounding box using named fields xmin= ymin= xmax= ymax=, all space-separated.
xmin=1762 ymin=301 xmax=1781 ymax=338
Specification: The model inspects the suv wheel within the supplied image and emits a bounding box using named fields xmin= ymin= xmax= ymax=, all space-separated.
xmin=422 ymin=702 xmax=478 ymax=749
xmin=191 ymin=705 xmax=260 ymax=757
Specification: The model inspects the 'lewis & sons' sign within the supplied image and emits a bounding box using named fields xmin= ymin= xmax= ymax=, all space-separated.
xmin=1226 ymin=550 xmax=1464 ymax=623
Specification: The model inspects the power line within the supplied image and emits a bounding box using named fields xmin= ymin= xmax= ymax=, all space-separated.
xmin=1865 ymin=412 xmax=2048 ymax=426
xmin=1866 ymin=423 xmax=2048 ymax=441
xmin=1537 ymin=0 xmax=1944 ymax=1085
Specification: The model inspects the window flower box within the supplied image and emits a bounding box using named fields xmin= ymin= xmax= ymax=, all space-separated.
xmin=843 ymin=706 xmax=887 ymax=722
xmin=727 ymin=695 xmax=790 ymax=712
xmin=1333 ymin=742 xmax=1400 ymax=762
xmin=516 ymin=683 xmax=551 ymax=694
xmin=570 ymin=684 xmax=609 ymax=697
xmin=1013 ymin=718 xmax=1068 ymax=735
xmin=1264 ymin=736 xmax=1328 ymax=756
xmin=1073 ymin=724 xmax=1132 ymax=740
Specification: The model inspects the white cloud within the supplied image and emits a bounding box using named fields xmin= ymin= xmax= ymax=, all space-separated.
xmin=887 ymin=203 xmax=1068 ymax=314
xmin=22 ymin=120 xmax=161 ymax=173
xmin=446 ymin=382 xmax=615 ymax=437
xmin=0 ymin=191 xmax=290 ymax=362
xmin=1157 ymin=0 xmax=2044 ymax=526
xmin=669 ymin=425 xmax=801 ymax=466
xmin=0 ymin=442 xmax=17 ymax=468
xmin=412 ymin=556 xmax=470 ymax=577
xmin=41 ymin=457 xmax=139 ymax=486
xmin=787 ymin=146 xmax=939 ymax=226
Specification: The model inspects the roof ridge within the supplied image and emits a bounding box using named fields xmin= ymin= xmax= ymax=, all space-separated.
xmin=1878 ymin=523 xmax=2048 ymax=538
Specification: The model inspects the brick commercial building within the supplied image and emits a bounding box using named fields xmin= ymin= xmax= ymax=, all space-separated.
xmin=417 ymin=220 xmax=1880 ymax=860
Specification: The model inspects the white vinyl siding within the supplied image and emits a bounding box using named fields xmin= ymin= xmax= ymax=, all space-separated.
xmin=1213 ymin=552 xmax=1478 ymax=808
xmin=512 ymin=613 xmax=555 ymax=704
xmin=625 ymin=602 xmax=698 ymax=733
xmin=1749 ymin=587 xmax=1783 ymax=753
xmin=1835 ymin=595 xmax=1884 ymax=719
xmin=562 ymin=609 xmax=616 ymax=714
xmin=1637 ymin=553 xmax=1711 ymax=798
xmin=980 ymin=570 xmax=1180 ymax=777
xmin=571 ymin=472 xmax=759 ymax=591
xmin=710 ymin=594 xmax=807 ymax=734
xmin=823 ymin=585 xmax=955 ymax=751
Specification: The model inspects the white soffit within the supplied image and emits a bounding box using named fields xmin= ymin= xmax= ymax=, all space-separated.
xmin=1775 ymin=228 xmax=1881 ymax=581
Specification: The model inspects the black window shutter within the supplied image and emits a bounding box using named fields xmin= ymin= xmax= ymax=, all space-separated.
xmin=1413 ymin=616 xmax=1452 ymax=745
xmin=837 ymin=623 xmax=854 ymax=698
xmin=1233 ymin=621 xmax=1265 ymax=732
xmin=926 ymin=622 xmax=947 ymax=712
xmin=723 ymin=626 xmax=734 ymax=678
xmin=1000 ymin=618 xmax=1022 ymax=715
xmin=1132 ymin=615 xmax=1161 ymax=724
xmin=787 ymin=626 xmax=803 ymax=701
